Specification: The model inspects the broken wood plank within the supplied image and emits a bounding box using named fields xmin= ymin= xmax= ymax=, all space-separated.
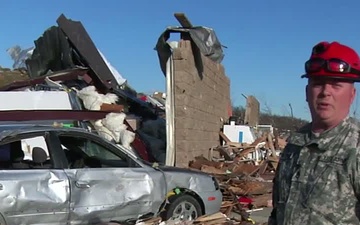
xmin=219 ymin=131 xmax=232 ymax=144
xmin=195 ymin=212 xmax=227 ymax=222
xmin=200 ymin=165 xmax=227 ymax=175
xmin=267 ymin=133 xmax=277 ymax=156
xmin=238 ymin=147 xmax=256 ymax=158
xmin=174 ymin=12 xmax=193 ymax=28
xmin=214 ymin=146 xmax=233 ymax=161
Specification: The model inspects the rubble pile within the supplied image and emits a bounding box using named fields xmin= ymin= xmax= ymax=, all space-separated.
xmin=129 ymin=212 xmax=262 ymax=225
xmin=189 ymin=132 xmax=287 ymax=215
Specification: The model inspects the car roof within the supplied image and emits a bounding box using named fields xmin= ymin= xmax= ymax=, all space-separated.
xmin=0 ymin=123 xmax=92 ymax=139
xmin=0 ymin=123 xmax=143 ymax=163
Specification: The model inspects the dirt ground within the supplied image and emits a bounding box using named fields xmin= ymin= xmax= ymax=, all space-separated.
xmin=229 ymin=207 xmax=272 ymax=224
xmin=249 ymin=207 xmax=272 ymax=223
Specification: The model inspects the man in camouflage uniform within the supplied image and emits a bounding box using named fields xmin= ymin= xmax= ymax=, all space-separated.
xmin=268 ymin=41 xmax=360 ymax=225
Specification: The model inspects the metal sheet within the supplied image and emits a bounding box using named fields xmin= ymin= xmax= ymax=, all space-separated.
xmin=165 ymin=51 xmax=176 ymax=167
xmin=0 ymin=169 xmax=70 ymax=225
xmin=56 ymin=14 xmax=116 ymax=89
xmin=159 ymin=166 xmax=223 ymax=215
xmin=160 ymin=167 xmax=216 ymax=192
xmin=64 ymin=167 xmax=165 ymax=224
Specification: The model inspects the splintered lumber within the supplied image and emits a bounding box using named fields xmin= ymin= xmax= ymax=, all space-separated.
xmin=258 ymin=161 xmax=268 ymax=174
xmin=219 ymin=131 xmax=231 ymax=144
xmin=267 ymin=133 xmax=277 ymax=158
xmin=237 ymin=147 xmax=256 ymax=158
xmin=228 ymin=180 xmax=273 ymax=195
xmin=252 ymin=193 xmax=273 ymax=208
xmin=227 ymin=142 xmax=243 ymax=148
xmin=195 ymin=212 xmax=227 ymax=222
xmin=136 ymin=216 xmax=162 ymax=224
xmin=277 ymin=137 xmax=287 ymax=149
xmin=251 ymin=136 xmax=267 ymax=146
xmin=190 ymin=157 xmax=256 ymax=177
xmin=215 ymin=146 xmax=233 ymax=161
xmin=189 ymin=156 xmax=225 ymax=170
xmin=201 ymin=165 xmax=227 ymax=175
xmin=131 ymin=212 xmax=250 ymax=224
xmin=188 ymin=155 xmax=274 ymax=222
xmin=267 ymin=156 xmax=279 ymax=170
xmin=231 ymin=164 xmax=259 ymax=176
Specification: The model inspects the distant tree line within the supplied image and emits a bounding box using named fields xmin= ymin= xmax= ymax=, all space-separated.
xmin=232 ymin=105 xmax=309 ymax=132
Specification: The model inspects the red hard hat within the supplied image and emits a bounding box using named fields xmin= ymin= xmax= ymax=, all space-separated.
xmin=301 ymin=41 xmax=360 ymax=81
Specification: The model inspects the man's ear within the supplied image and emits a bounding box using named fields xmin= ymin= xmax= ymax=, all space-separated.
xmin=351 ymin=86 xmax=356 ymax=104
xmin=305 ymin=85 xmax=309 ymax=102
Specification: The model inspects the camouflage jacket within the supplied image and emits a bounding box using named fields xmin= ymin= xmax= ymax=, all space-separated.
xmin=268 ymin=117 xmax=360 ymax=225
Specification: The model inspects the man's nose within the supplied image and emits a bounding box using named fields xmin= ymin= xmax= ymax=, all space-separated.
xmin=320 ymin=84 xmax=332 ymax=95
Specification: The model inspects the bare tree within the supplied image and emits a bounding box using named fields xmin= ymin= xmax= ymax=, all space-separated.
xmin=263 ymin=101 xmax=273 ymax=115
xmin=262 ymin=101 xmax=276 ymax=126
xmin=281 ymin=104 xmax=291 ymax=117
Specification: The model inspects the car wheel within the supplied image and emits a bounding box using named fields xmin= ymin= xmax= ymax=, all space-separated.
xmin=163 ymin=194 xmax=203 ymax=221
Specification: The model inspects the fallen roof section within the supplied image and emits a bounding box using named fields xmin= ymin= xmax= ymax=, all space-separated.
xmin=56 ymin=14 xmax=119 ymax=89
xmin=0 ymin=67 xmax=89 ymax=91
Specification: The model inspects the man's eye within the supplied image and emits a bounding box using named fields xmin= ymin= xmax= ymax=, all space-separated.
xmin=332 ymin=83 xmax=343 ymax=88
xmin=312 ymin=82 xmax=323 ymax=86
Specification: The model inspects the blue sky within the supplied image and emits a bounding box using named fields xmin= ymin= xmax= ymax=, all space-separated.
xmin=2 ymin=0 xmax=360 ymax=121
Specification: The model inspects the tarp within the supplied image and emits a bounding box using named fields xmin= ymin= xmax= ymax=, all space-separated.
xmin=155 ymin=26 xmax=225 ymax=76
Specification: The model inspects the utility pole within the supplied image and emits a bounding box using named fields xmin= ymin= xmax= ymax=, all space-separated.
xmin=289 ymin=103 xmax=294 ymax=118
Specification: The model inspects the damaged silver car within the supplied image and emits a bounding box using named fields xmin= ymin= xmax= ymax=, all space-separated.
xmin=0 ymin=124 xmax=222 ymax=225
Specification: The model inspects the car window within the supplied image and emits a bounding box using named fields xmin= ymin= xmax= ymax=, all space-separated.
xmin=58 ymin=135 xmax=135 ymax=169
xmin=83 ymin=140 xmax=120 ymax=160
xmin=0 ymin=135 xmax=52 ymax=169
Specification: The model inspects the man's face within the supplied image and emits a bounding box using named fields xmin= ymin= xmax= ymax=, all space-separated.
xmin=306 ymin=77 xmax=356 ymax=125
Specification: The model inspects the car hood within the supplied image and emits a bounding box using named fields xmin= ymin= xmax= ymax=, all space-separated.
xmin=158 ymin=165 xmax=208 ymax=176
xmin=156 ymin=165 xmax=216 ymax=192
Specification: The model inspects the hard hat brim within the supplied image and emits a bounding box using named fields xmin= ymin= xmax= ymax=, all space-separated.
xmin=301 ymin=73 xmax=360 ymax=82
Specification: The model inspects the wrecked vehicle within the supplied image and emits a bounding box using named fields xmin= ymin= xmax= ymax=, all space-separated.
xmin=0 ymin=123 xmax=222 ymax=225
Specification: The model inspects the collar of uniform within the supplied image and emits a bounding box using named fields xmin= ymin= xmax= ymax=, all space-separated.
xmin=287 ymin=123 xmax=311 ymax=146
xmin=305 ymin=117 xmax=351 ymax=151
xmin=288 ymin=117 xmax=351 ymax=150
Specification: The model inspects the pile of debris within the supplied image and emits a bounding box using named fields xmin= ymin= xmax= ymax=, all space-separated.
xmin=0 ymin=14 xmax=169 ymax=164
xmin=100 ymin=212 xmax=264 ymax=225
xmin=188 ymin=132 xmax=286 ymax=216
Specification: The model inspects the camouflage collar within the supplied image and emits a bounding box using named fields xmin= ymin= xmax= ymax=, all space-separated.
xmin=288 ymin=117 xmax=352 ymax=151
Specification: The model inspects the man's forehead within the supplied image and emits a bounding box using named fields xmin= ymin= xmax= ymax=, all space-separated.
xmin=308 ymin=77 xmax=355 ymax=85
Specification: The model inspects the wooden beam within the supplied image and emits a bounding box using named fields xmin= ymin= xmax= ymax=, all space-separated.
xmin=174 ymin=13 xmax=193 ymax=28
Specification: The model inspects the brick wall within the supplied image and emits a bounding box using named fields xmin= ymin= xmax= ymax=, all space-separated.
xmin=244 ymin=95 xmax=260 ymax=127
xmin=172 ymin=40 xmax=231 ymax=167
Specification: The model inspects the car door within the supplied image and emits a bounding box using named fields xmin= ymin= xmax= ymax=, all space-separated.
xmin=55 ymin=132 xmax=158 ymax=225
xmin=0 ymin=132 xmax=70 ymax=225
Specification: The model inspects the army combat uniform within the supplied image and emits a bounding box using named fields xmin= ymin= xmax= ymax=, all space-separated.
xmin=268 ymin=117 xmax=360 ymax=225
